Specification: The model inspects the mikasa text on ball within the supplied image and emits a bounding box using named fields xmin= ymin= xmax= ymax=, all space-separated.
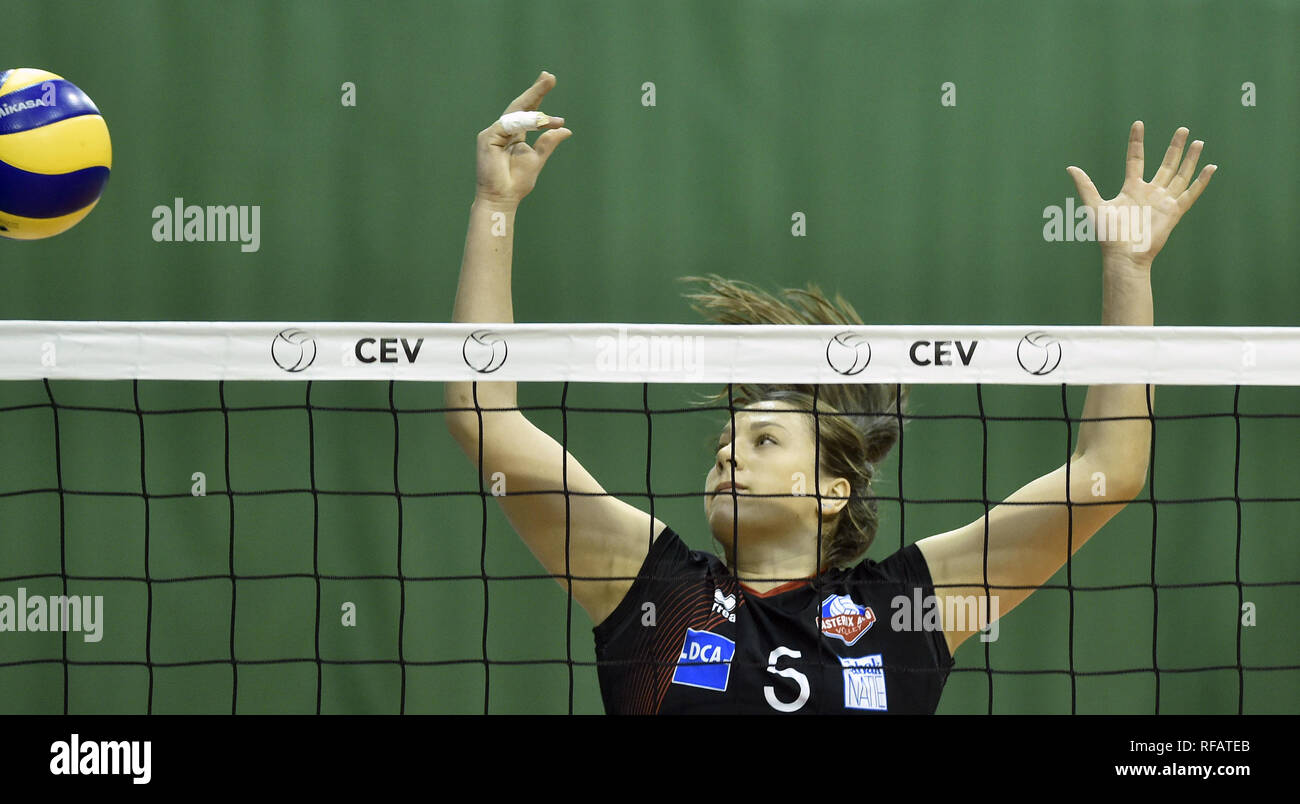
xmin=0 ymin=68 xmax=112 ymax=240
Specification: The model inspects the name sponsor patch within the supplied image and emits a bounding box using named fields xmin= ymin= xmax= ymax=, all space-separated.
xmin=671 ymin=628 xmax=736 ymax=692
xmin=840 ymin=653 xmax=888 ymax=711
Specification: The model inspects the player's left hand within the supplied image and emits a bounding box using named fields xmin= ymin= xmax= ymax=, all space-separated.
xmin=1067 ymin=121 xmax=1217 ymax=270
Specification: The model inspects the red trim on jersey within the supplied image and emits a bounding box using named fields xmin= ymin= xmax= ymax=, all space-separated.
xmin=740 ymin=578 xmax=812 ymax=598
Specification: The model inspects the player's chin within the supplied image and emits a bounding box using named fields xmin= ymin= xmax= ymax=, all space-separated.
xmin=705 ymin=494 xmax=751 ymax=519
xmin=705 ymin=501 xmax=737 ymax=529
xmin=705 ymin=497 xmax=769 ymax=532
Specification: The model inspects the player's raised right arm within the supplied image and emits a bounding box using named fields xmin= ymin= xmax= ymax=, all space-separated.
xmin=443 ymin=72 xmax=664 ymax=625
xmin=445 ymin=70 xmax=569 ymax=451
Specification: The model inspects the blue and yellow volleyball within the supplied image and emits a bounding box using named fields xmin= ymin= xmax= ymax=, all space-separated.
xmin=0 ymin=68 xmax=111 ymax=240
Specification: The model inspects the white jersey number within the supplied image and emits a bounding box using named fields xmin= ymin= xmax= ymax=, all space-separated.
xmin=763 ymin=646 xmax=810 ymax=712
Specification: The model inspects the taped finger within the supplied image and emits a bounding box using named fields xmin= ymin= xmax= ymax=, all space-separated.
xmin=499 ymin=111 xmax=552 ymax=135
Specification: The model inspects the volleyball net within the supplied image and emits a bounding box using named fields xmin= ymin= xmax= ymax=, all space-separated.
xmin=0 ymin=321 xmax=1297 ymax=714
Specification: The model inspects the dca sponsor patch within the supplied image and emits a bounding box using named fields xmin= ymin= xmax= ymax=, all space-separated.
xmin=671 ymin=628 xmax=736 ymax=692
xmin=818 ymin=594 xmax=876 ymax=646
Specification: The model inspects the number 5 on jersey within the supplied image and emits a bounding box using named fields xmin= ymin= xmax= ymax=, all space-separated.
xmin=764 ymin=646 xmax=810 ymax=712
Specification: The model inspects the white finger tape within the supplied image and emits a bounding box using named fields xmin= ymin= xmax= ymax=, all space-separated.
xmin=499 ymin=111 xmax=550 ymax=134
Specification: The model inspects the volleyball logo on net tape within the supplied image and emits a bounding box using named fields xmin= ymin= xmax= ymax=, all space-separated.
xmin=826 ymin=331 xmax=871 ymax=376
xmin=271 ymin=328 xmax=317 ymax=373
xmin=1016 ymin=331 xmax=1063 ymax=376
xmin=463 ymin=329 xmax=508 ymax=373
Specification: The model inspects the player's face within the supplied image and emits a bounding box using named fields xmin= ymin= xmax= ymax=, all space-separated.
xmin=704 ymin=400 xmax=826 ymax=543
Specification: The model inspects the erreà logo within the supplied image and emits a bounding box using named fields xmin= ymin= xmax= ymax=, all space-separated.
xmin=818 ymin=594 xmax=876 ymax=646
xmin=711 ymin=588 xmax=737 ymax=623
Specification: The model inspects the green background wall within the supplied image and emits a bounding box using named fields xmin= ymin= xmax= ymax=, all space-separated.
xmin=0 ymin=0 xmax=1296 ymax=713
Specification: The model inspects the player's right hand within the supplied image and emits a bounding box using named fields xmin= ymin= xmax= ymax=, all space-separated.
xmin=476 ymin=71 xmax=572 ymax=206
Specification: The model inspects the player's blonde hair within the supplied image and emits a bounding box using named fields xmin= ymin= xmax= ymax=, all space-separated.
xmin=678 ymin=274 xmax=910 ymax=568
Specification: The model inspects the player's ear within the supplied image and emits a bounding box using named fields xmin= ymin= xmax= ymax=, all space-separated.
xmin=819 ymin=477 xmax=851 ymax=517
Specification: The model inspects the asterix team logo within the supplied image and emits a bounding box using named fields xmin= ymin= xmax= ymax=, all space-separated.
xmin=818 ymin=594 xmax=876 ymax=646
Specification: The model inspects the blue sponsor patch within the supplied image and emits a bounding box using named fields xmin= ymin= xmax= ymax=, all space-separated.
xmin=671 ymin=628 xmax=736 ymax=692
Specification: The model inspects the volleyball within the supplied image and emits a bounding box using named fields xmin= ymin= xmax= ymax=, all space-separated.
xmin=0 ymin=68 xmax=112 ymax=240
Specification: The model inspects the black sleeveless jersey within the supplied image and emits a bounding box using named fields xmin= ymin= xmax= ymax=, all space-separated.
xmin=593 ymin=526 xmax=955 ymax=714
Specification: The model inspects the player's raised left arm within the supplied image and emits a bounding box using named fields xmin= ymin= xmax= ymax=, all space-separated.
xmin=1066 ymin=121 xmax=1214 ymax=469
xmin=916 ymin=122 xmax=1217 ymax=656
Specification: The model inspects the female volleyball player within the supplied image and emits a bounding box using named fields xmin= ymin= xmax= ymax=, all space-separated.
xmin=445 ymin=71 xmax=1216 ymax=714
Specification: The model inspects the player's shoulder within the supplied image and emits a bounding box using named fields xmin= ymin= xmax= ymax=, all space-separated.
xmin=843 ymin=540 xmax=935 ymax=589
xmin=593 ymin=523 xmax=720 ymax=637
xmin=642 ymin=523 xmax=731 ymax=575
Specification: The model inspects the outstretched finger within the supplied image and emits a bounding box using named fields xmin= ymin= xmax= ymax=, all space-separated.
xmin=1124 ymin=120 xmax=1145 ymax=184
xmin=1067 ymin=166 xmax=1104 ymax=208
xmin=1177 ymin=164 xmax=1217 ymax=213
xmin=1167 ymin=139 xmax=1204 ymax=195
xmin=504 ymin=70 xmax=557 ymax=115
xmin=1151 ymin=127 xmax=1189 ymax=187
